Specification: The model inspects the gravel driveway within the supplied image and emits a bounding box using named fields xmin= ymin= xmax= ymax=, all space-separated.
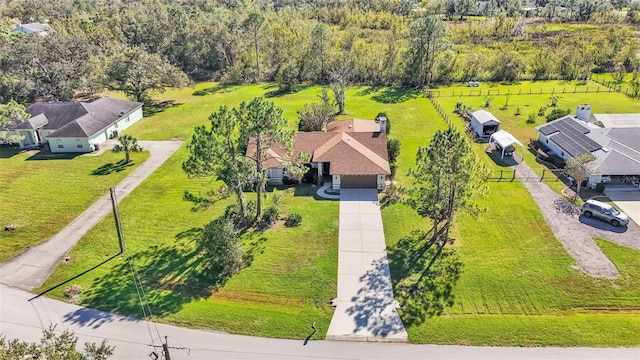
xmin=514 ymin=162 xmax=640 ymax=279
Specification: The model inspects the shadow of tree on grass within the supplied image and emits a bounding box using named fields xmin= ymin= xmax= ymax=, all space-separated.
xmin=371 ymin=88 xmax=421 ymax=104
xmin=143 ymin=100 xmax=182 ymax=117
xmin=81 ymin=228 xmax=213 ymax=319
xmin=91 ymin=159 xmax=133 ymax=175
xmin=387 ymin=230 xmax=463 ymax=327
xmin=192 ymin=84 xmax=234 ymax=96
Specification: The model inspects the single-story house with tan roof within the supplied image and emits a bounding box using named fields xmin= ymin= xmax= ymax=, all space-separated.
xmin=8 ymin=97 xmax=143 ymax=153
xmin=247 ymin=118 xmax=391 ymax=190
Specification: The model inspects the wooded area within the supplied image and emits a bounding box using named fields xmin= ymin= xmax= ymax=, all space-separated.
xmin=1 ymin=0 xmax=639 ymax=104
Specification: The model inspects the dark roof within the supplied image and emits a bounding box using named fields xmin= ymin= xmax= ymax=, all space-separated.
xmin=536 ymin=116 xmax=601 ymax=157
xmin=13 ymin=113 xmax=48 ymax=130
xmin=19 ymin=98 xmax=142 ymax=138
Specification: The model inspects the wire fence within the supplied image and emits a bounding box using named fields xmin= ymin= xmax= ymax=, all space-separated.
xmin=486 ymin=168 xmax=565 ymax=183
xmin=426 ymin=84 xmax=619 ymax=98
xmin=589 ymin=74 xmax=638 ymax=98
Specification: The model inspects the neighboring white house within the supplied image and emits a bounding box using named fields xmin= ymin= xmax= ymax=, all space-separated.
xmin=535 ymin=106 xmax=640 ymax=187
xmin=10 ymin=97 xmax=143 ymax=153
xmin=11 ymin=22 xmax=51 ymax=36
xmin=470 ymin=110 xmax=501 ymax=138
xmin=247 ymin=118 xmax=391 ymax=191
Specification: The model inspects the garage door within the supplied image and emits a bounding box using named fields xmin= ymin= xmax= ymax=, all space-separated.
xmin=341 ymin=175 xmax=377 ymax=188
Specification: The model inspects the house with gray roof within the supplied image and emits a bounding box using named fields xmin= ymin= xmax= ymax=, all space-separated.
xmin=10 ymin=97 xmax=143 ymax=153
xmin=535 ymin=107 xmax=640 ymax=187
xmin=11 ymin=22 xmax=51 ymax=36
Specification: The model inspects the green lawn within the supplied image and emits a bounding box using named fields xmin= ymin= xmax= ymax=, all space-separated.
xmin=384 ymin=83 xmax=640 ymax=345
xmin=0 ymin=147 xmax=148 ymax=261
xmin=37 ymin=84 xmax=437 ymax=338
xmin=37 ymin=145 xmax=339 ymax=338
xmin=34 ymin=81 xmax=640 ymax=345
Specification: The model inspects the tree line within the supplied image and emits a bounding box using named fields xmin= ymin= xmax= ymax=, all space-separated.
xmin=0 ymin=0 xmax=639 ymax=106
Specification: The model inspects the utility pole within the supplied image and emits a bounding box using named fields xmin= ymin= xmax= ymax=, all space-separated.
xmin=110 ymin=187 xmax=126 ymax=254
xmin=162 ymin=336 xmax=171 ymax=360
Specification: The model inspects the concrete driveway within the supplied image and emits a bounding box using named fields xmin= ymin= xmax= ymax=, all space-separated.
xmin=326 ymin=189 xmax=407 ymax=342
xmin=605 ymin=189 xmax=640 ymax=227
xmin=0 ymin=141 xmax=182 ymax=291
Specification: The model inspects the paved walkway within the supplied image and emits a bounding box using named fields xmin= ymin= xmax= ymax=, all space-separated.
xmin=513 ymin=162 xmax=640 ymax=279
xmin=0 ymin=141 xmax=182 ymax=290
xmin=326 ymin=189 xmax=407 ymax=342
xmin=605 ymin=188 xmax=640 ymax=227
xmin=2 ymin=285 xmax=638 ymax=359
xmin=315 ymin=183 xmax=340 ymax=200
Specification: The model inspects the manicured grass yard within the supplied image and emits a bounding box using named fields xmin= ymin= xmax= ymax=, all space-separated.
xmin=36 ymin=82 xmax=640 ymax=345
xmin=383 ymin=82 xmax=640 ymax=345
xmin=37 ymin=84 xmax=441 ymax=338
xmin=38 ymin=145 xmax=340 ymax=338
xmin=0 ymin=147 xmax=148 ymax=261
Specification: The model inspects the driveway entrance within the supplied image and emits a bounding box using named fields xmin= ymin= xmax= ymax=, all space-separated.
xmin=326 ymin=189 xmax=407 ymax=342
xmin=605 ymin=189 xmax=640 ymax=227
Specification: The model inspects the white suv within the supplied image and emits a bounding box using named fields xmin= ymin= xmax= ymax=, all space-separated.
xmin=581 ymin=199 xmax=630 ymax=227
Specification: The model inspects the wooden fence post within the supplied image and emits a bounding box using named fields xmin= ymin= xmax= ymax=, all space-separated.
xmin=511 ymin=169 xmax=516 ymax=182
xmin=499 ymin=170 xmax=503 ymax=181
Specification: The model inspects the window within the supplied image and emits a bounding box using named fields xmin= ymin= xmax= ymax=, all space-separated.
xmin=76 ymin=139 xmax=83 ymax=149
xmin=56 ymin=139 xmax=63 ymax=149
xmin=545 ymin=139 xmax=548 ymax=144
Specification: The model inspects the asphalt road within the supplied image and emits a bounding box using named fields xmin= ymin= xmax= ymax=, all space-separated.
xmin=1 ymin=285 xmax=638 ymax=360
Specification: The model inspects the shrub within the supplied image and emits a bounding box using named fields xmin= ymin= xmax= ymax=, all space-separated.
xmin=224 ymin=200 xmax=257 ymax=226
xmin=538 ymin=106 xmax=547 ymax=116
xmin=546 ymin=108 xmax=571 ymax=122
xmin=390 ymin=163 xmax=398 ymax=179
xmin=380 ymin=183 xmax=403 ymax=208
xmin=515 ymin=107 xmax=521 ymax=116
xmin=526 ymin=113 xmax=536 ymax=124
xmin=271 ymin=192 xmax=282 ymax=207
xmin=595 ymin=183 xmax=605 ymax=193
xmin=285 ymin=213 xmax=302 ymax=227
xmin=262 ymin=206 xmax=280 ymax=226
xmin=199 ymin=217 xmax=244 ymax=279
xmin=64 ymin=284 xmax=83 ymax=304
xmin=387 ymin=137 xmax=401 ymax=164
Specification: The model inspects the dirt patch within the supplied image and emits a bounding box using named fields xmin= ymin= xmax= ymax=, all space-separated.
xmin=514 ymin=162 xmax=640 ymax=279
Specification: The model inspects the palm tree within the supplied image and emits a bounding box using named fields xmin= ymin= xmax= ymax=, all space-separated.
xmin=112 ymin=134 xmax=143 ymax=163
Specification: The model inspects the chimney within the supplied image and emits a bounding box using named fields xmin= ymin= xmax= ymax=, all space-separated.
xmin=575 ymin=105 xmax=591 ymax=122
xmin=377 ymin=116 xmax=387 ymax=132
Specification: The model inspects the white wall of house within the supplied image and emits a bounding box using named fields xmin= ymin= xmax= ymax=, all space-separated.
xmin=267 ymin=168 xmax=284 ymax=185
xmin=471 ymin=118 xmax=500 ymax=137
xmin=48 ymin=137 xmax=91 ymax=153
xmin=588 ymin=174 xmax=602 ymax=187
xmin=332 ymin=175 xmax=341 ymax=190
xmin=17 ymin=130 xmax=35 ymax=147
xmin=538 ymin=134 xmax=571 ymax=161
xmin=377 ymin=175 xmax=386 ymax=190
xmin=100 ymin=107 xmax=143 ymax=140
